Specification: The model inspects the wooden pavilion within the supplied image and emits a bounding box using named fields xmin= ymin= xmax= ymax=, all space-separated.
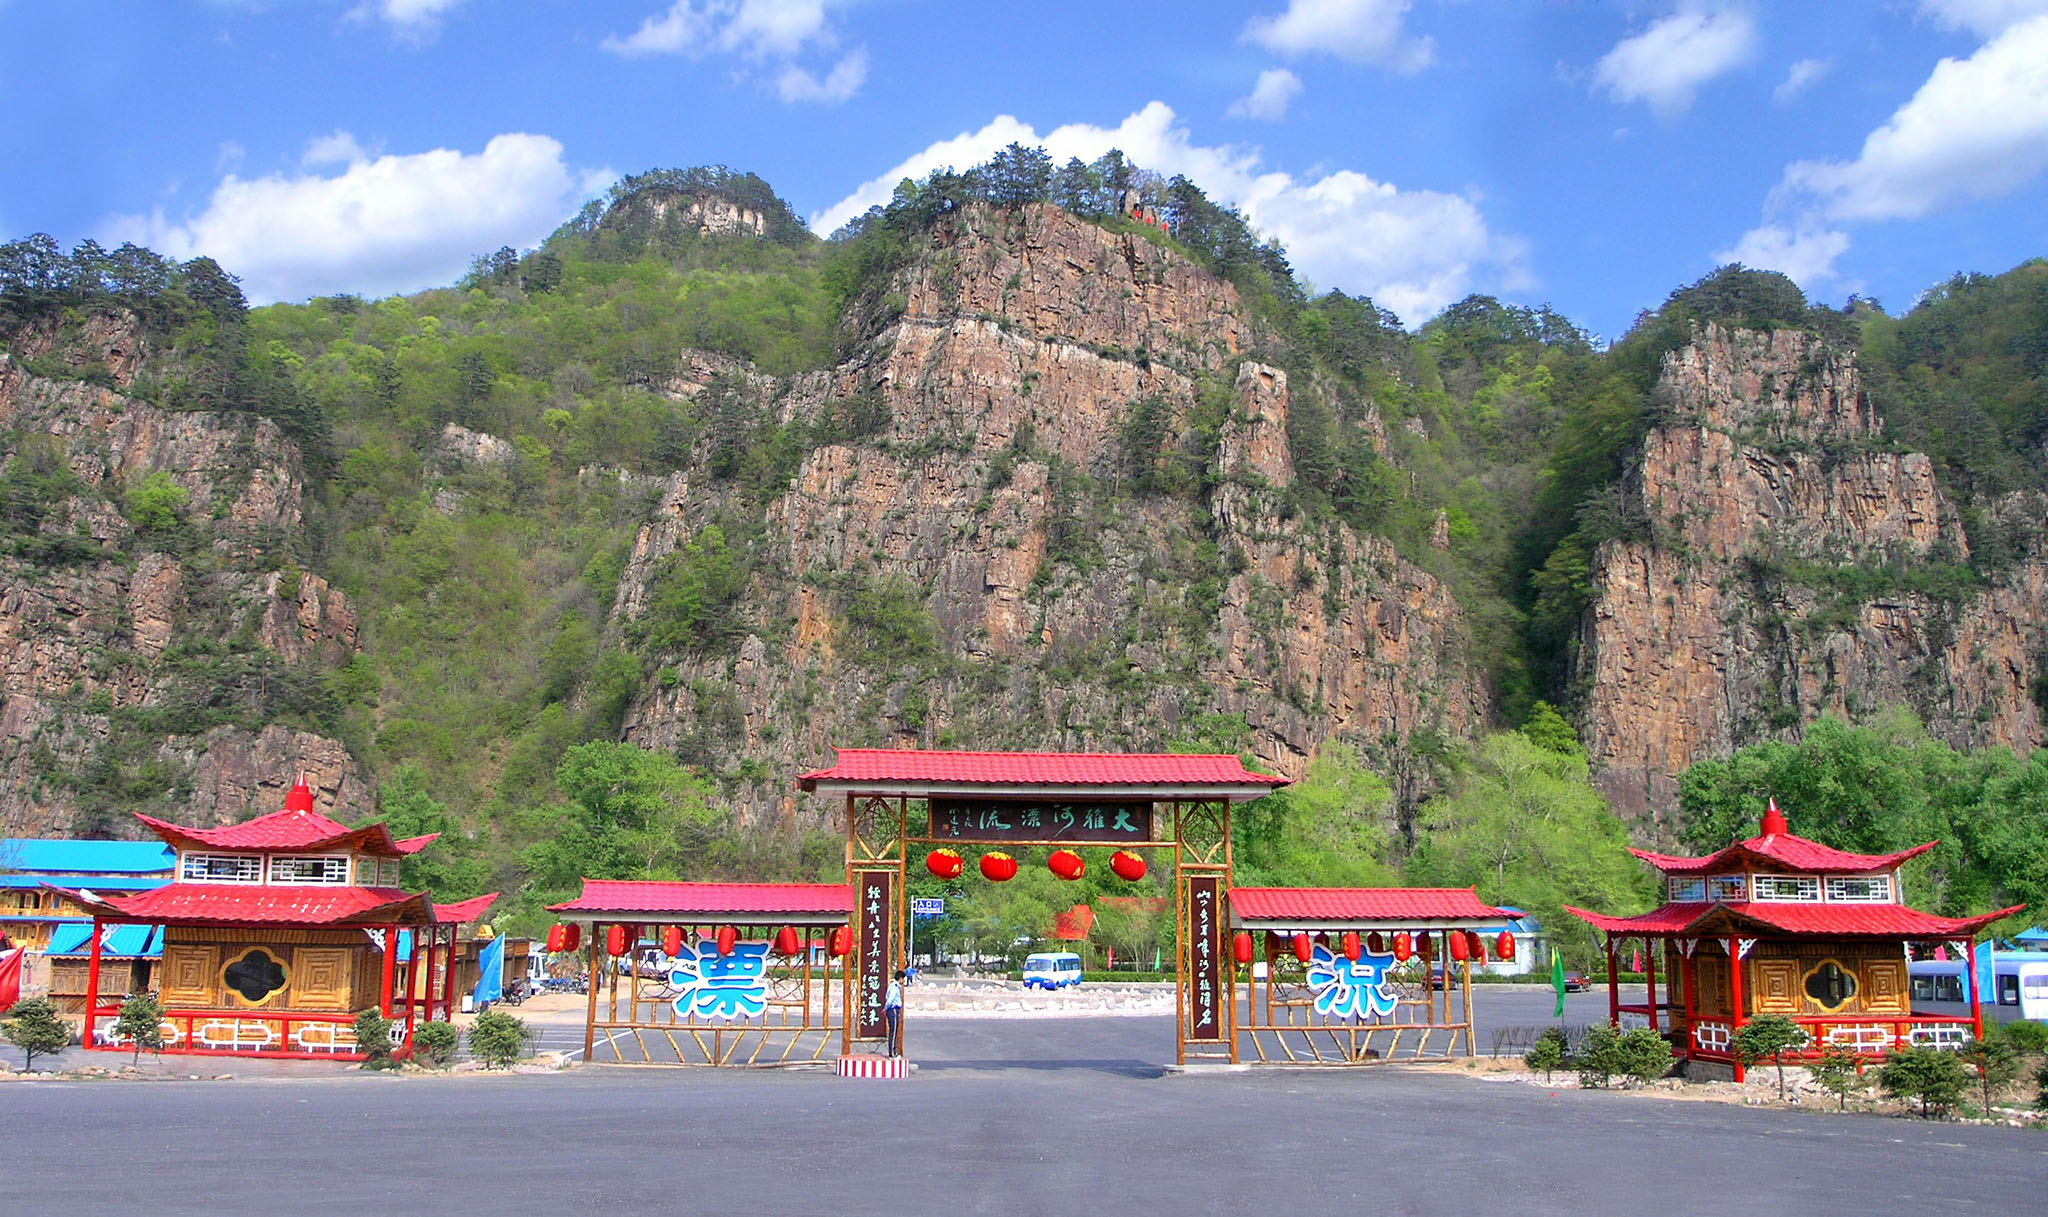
xmin=1566 ymin=800 xmax=2024 ymax=1080
xmin=49 ymin=775 xmax=470 ymax=1061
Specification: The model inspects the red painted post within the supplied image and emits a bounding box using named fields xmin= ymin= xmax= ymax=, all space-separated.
xmin=380 ymin=923 xmax=397 ymax=1017
xmin=83 ymin=916 xmax=104 ymax=1050
xmin=1727 ymin=937 xmax=1747 ymax=1083
xmin=1643 ymin=936 xmax=1660 ymax=1034
xmin=1964 ymin=939 xmax=1983 ymax=1042
xmin=1604 ymin=936 xmax=1620 ymax=1026
xmin=1681 ymin=944 xmax=1698 ymax=1066
xmin=442 ymin=926 xmax=458 ymax=1016
xmin=422 ymin=929 xmax=438 ymax=1023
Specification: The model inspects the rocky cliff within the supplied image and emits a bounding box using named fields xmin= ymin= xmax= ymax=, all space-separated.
xmin=611 ymin=204 xmax=1485 ymax=827
xmin=1578 ymin=324 xmax=2047 ymax=828
xmin=0 ymin=311 xmax=370 ymax=835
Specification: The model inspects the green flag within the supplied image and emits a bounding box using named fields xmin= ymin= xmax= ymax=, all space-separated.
xmin=1551 ymin=951 xmax=1567 ymax=1018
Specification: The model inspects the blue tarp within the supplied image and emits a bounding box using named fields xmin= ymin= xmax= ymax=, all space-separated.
xmin=472 ymin=934 xmax=505 ymax=1004
xmin=44 ymin=922 xmax=164 ymax=958
xmin=0 ymin=874 xmax=168 ymax=890
xmin=0 ymin=839 xmax=176 ymax=875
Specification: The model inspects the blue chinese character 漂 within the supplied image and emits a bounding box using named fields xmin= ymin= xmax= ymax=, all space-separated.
xmin=670 ymin=939 xmax=772 ymax=1021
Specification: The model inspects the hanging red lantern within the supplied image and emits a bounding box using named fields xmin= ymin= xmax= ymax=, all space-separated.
xmin=545 ymin=924 xmax=567 ymax=953
xmin=926 ymin=848 xmax=965 ymax=879
xmin=829 ymin=926 xmax=852 ymax=957
xmin=1447 ymin=931 xmax=1469 ymax=962
xmin=715 ymin=925 xmax=738 ymax=956
xmin=1465 ymin=930 xmax=1484 ymax=962
xmin=980 ymin=851 xmax=1018 ymax=882
xmin=1496 ymin=931 xmax=1516 ymax=962
xmin=1292 ymin=933 xmax=1313 ymax=964
xmin=775 ymin=925 xmax=802 ymax=957
xmin=661 ymin=925 xmax=684 ymax=958
xmin=1418 ymin=933 xmax=1434 ymax=961
xmin=605 ymin=924 xmax=628 ymax=957
xmin=1393 ymin=932 xmax=1412 ymax=962
xmin=1233 ymin=932 xmax=1254 ymax=964
xmin=1109 ymin=850 xmax=1147 ymax=881
xmin=1365 ymin=932 xmax=1385 ymax=955
xmin=563 ymin=923 xmax=581 ymax=952
xmin=1342 ymin=932 xmax=1362 ymax=961
xmin=1048 ymin=849 xmax=1085 ymax=881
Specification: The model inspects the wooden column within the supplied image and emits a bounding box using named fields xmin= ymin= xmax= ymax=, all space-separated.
xmin=379 ymin=924 xmax=397 ymax=1017
xmin=1681 ymin=941 xmax=1698 ymax=1065
xmin=1642 ymin=935 xmax=1659 ymax=1034
xmin=582 ymin=924 xmax=602 ymax=1062
xmin=1604 ymin=936 xmax=1620 ymax=1026
xmin=1964 ymin=939 xmax=1983 ymax=1042
xmin=1727 ymin=936 xmax=1747 ymax=1083
xmin=83 ymin=916 xmax=104 ymax=1049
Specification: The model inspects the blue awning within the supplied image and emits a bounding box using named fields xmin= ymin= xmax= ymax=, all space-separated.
xmin=44 ymin=922 xmax=165 ymax=958
xmin=0 ymin=839 xmax=176 ymax=874
xmin=0 ymin=874 xmax=169 ymax=890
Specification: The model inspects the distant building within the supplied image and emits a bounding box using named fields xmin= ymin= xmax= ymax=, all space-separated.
xmin=0 ymin=838 xmax=175 ymax=951
xmin=1471 ymin=907 xmax=1547 ymax=976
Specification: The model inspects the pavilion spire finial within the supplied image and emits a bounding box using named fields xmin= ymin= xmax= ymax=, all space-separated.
xmin=284 ymin=772 xmax=316 ymax=813
xmin=1760 ymin=797 xmax=1788 ymax=837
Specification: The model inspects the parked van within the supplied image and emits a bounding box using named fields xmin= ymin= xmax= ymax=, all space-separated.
xmin=1022 ymin=952 xmax=1083 ymax=990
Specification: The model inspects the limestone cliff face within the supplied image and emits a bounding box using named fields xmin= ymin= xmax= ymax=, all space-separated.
xmin=0 ymin=314 xmax=368 ymax=834
xmin=1579 ymin=324 xmax=2046 ymax=828
xmin=613 ymin=205 xmax=1483 ymax=827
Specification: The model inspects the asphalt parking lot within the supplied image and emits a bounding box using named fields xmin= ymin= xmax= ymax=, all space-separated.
xmin=9 ymin=987 xmax=2044 ymax=1217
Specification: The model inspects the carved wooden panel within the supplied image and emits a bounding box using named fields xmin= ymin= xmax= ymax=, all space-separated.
xmin=161 ymin=944 xmax=219 ymax=1006
xmin=1861 ymin=958 xmax=1908 ymax=1013
xmin=1752 ymin=958 xmax=1802 ymax=1014
xmin=291 ymin=947 xmax=354 ymax=1011
xmin=1694 ymin=956 xmax=1730 ymax=1016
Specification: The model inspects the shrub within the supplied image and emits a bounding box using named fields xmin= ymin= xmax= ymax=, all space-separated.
xmin=1990 ymin=1018 xmax=2048 ymax=1056
xmin=1574 ymin=1022 xmax=1619 ymax=1088
xmin=2 ymin=997 xmax=72 ymax=1071
xmin=1808 ymin=1045 xmax=1865 ymax=1111
xmin=1879 ymin=1047 xmax=1969 ymax=1117
xmin=123 ymin=471 xmax=189 ymax=534
xmin=1732 ymin=1014 xmax=1808 ymax=1100
xmin=1524 ymin=1026 xmax=1568 ymax=1081
xmin=411 ymin=1019 xmax=459 ymax=1068
xmin=468 ymin=1009 xmax=526 ymax=1070
xmin=352 ymin=1009 xmax=396 ymax=1070
xmin=112 ymin=992 xmax=166 ymax=1065
xmin=1575 ymin=1022 xmax=1672 ymax=1089
xmin=1954 ymin=1036 xmax=2021 ymax=1114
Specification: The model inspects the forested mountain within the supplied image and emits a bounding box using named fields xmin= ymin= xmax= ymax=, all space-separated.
xmin=2 ymin=149 xmax=2043 ymax=953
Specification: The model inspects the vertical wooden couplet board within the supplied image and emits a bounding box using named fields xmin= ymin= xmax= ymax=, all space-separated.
xmin=854 ymin=868 xmax=896 ymax=1042
xmin=1179 ymin=873 xmax=1227 ymax=1054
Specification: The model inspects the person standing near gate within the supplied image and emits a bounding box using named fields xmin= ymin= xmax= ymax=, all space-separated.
xmin=885 ymin=969 xmax=906 ymax=1057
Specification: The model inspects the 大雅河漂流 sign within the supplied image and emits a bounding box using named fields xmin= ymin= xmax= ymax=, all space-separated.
xmin=928 ymin=798 xmax=1151 ymax=844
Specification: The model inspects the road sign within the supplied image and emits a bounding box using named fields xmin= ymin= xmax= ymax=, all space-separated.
xmin=911 ymin=897 xmax=945 ymax=917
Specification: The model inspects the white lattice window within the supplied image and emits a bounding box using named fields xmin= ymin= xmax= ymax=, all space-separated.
xmin=1826 ymin=874 xmax=1892 ymax=902
xmin=1707 ymin=874 xmax=1747 ymax=903
xmin=1753 ymin=875 xmax=1821 ymax=902
xmin=268 ymin=855 xmax=351 ymax=885
xmin=361 ymin=857 xmax=400 ymax=886
xmin=1668 ymin=877 xmax=1707 ymax=902
xmin=181 ymin=853 xmax=262 ymax=883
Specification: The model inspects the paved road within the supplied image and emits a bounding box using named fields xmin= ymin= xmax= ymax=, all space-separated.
xmin=10 ymin=1004 xmax=2045 ymax=1217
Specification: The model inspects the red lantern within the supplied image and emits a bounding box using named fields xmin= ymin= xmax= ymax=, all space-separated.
xmin=715 ymin=925 xmax=738 ymax=956
xmin=1109 ymin=850 xmax=1147 ymax=881
xmin=980 ymin=851 xmax=1018 ymax=882
xmin=1232 ymin=932 xmax=1254 ymax=964
xmin=1496 ymin=931 xmax=1516 ymax=962
xmin=1447 ymin=931 xmax=1469 ymax=962
xmin=1048 ymin=849 xmax=1085 ymax=881
xmin=829 ymin=927 xmax=852 ymax=957
xmin=1393 ymin=932 xmax=1412 ymax=962
xmin=1466 ymin=930 xmax=1484 ymax=962
xmin=926 ymin=848 xmax=964 ymax=879
xmin=563 ymin=924 xmax=581 ymax=952
xmin=605 ymin=924 xmax=628 ymax=957
xmin=1292 ymin=933 xmax=1313 ymax=964
xmin=1342 ymin=932 xmax=1362 ymax=961
xmin=1365 ymin=932 xmax=1385 ymax=955
xmin=545 ymin=924 xmax=566 ymax=953
xmin=776 ymin=925 xmax=802 ymax=956
xmin=661 ymin=925 xmax=684 ymax=958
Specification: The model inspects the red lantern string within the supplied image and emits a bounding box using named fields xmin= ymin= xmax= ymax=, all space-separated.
xmin=1342 ymin=932 xmax=1362 ymax=961
xmin=715 ymin=925 xmax=738 ymax=956
xmin=1232 ymin=932 xmax=1254 ymax=964
xmin=1496 ymin=931 xmax=1516 ymax=962
xmin=1393 ymin=932 xmax=1412 ymax=962
xmin=1292 ymin=933 xmax=1313 ymax=964
xmin=661 ymin=925 xmax=684 ymax=958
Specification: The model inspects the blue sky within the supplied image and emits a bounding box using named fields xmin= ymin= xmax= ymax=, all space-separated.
xmin=2 ymin=1 xmax=2045 ymax=337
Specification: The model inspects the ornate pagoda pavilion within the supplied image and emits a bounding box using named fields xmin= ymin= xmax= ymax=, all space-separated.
xmin=48 ymin=776 xmax=467 ymax=1061
xmin=1567 ymin=800 xmax=2024 ymax=1080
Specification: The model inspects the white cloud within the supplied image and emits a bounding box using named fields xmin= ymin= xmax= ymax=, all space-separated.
xmin=1229 ymin=69 xmax=1303 ymax=121
xmin=350 ymin=0 xmax=465 ymax=38
xmin=1917 ymin=0 xmax=2048 ymax=36
xmin=1716 ymin=223 xmax=1851 ymax=287
xmin=1780 ymin=14 xmax=2048 ymax=220
xmin=1773 ymin=58 xmax=1830 ymax=104
xmin=104 ymin=134 xmax=597 ymax=304
xmin=602 ymin=1 xmax=860 ymax=103
xmin=1242 ymin=0 xmax=1434 ymax=73
xmin=1593 ymin=6 xmax=1757 ymax=118
xmin=301 ymin=130 xmax=370 ymax=167
xmin=811 ymin=102 xmax=1523 ymax=323
xmin=778 ymin=48 xmax=867 ymax=103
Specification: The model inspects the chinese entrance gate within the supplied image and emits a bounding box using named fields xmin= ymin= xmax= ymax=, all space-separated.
xmin=796 ymin=749 xmax=1287 ymax=1064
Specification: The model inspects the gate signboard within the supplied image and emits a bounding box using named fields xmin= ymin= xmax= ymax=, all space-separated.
xmin=855 ymin=870 xmax=895 ymax=1041
xmin=929 ymin=798 xmax=1152 ymax=844
xmin=1183 ymin=875 xmax=1225 ymax=1043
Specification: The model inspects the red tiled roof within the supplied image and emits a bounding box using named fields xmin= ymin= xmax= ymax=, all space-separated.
xmin=1230 ymin=887 xmax=1506 ymax=925
xmin=797 ymin=749 xmax=1287 ymax=793
xmin=54 ymin=883 xmax=435 ymax=926
xmin=1564 ymin=901 xmax=2024 ymax=938
xmin=548 ymin=880 xmax=854 ymax=920
xmin=1051 ymin=904 xmax=1095 ymax=941
xmin=395 ymin=834 xmax=441 ymax=855
xmin=1630 ymin=835 xmax=1935 ymax=876
xmin=433 ymin=892 xmax=499 ymax=924
xmin=135 ymin=809 xmax=423 ymax=858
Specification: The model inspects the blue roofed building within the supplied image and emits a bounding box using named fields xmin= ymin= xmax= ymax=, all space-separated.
xmin=1 ymin=838 xmax=176 ymax=952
